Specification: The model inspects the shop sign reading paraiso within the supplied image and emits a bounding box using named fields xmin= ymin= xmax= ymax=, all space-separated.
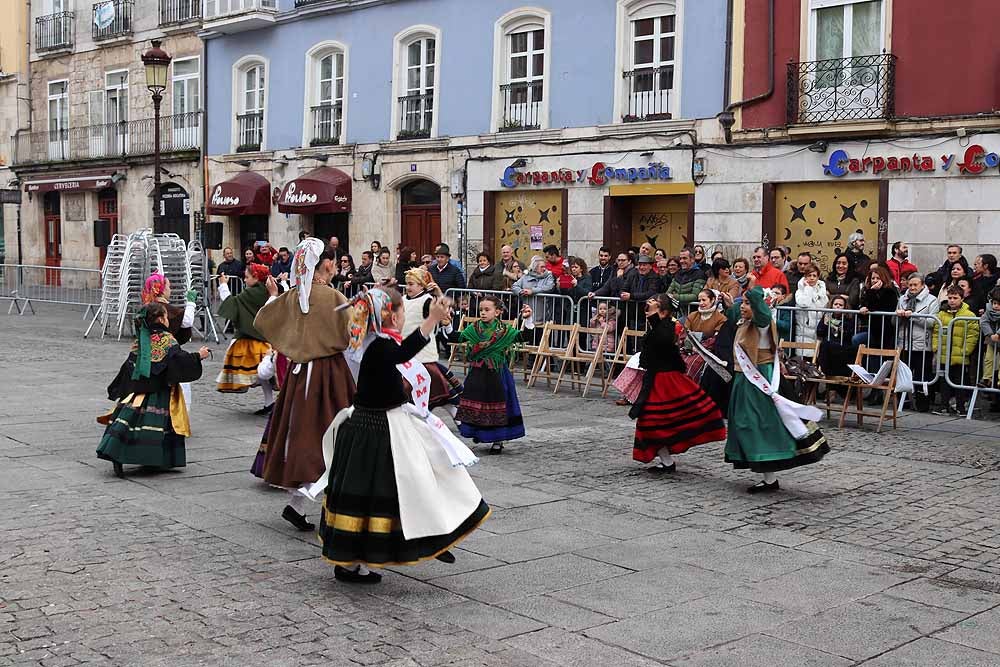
xmin=500 ymin=161 xmax=672 ymax=188
xmin=823 ymin=145 xmax=1000 ymax=177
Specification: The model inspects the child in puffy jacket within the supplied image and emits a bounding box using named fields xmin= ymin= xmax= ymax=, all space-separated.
xmin=589 ymin=302 xmax=618 ymax=353
xmin=933 ymin=286 xmax=981 ymax=415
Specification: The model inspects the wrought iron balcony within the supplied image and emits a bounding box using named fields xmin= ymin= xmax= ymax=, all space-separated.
xmin=236 ymin=111 xmax=264 ymax=152
xmin=92 ymin=0 xmax=133 ymax=40
xmin=12 ymin=112 xmax=202 ymax=166
xmin=397 ymin=93 xmax=433 ymax=140
xmin=499 ymin=81 xmax=542 ymax=132
xmin=787 ymin=53 xmax=896 ymax=125
xmin=160 ymin=0 xmax=201 ymax=26
xmin=310 ymin=104 xmax=342 ymax=146
xmin=622 ymin=67 xmax=673 ymax=122
xmin=35 ymin=12 xmax=74 ymax=52
xmin=204 ymin=0 xmax=276 ymax=21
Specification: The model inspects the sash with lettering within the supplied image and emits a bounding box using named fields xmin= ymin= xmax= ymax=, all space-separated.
xmin=733 ymin=343 xmax=821 ymax=440
xmin=396 ymin=359 xmax=479 ymax=468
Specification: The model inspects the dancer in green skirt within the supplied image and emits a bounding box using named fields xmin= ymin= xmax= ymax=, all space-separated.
xmin=723 ymin=287 xmax=829 ymax=493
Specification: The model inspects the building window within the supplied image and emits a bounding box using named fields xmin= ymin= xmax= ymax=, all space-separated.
xmin=492 ymin=9 xmax=551 ymax=132
xmin=86 ymin=70 xmax=129 ymax=158
xmin=233 ymin=58 xmax=266 ymax=152
xmin=47 ymin=80 xmax=69 ymax=160
xmin=616 ymin=0 xmax=681 ymax=122
xmin=304 ymin=43 xmax=346 ymax=147
xmin=172 ymin=57 xmax=201 ymax=149
xmin=393 ymin=27 xmax=439 ymax=141
xmin=811 ymin=0 xmax=884 ymax=63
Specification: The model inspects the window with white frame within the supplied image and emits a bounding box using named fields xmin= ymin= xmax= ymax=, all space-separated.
xmin=87 ymin=70 xmax=129 ymax=157
xmin=493 ymin=9 xmax=550 ymax=132
xmin=801 ymin=0 xmax=888 ymax=122
xmin=397 ymin=35 xmax=435 ymax=139
xmin=306 ymin=46 xmax=345 ymax=146
xmin=616 ymin=0 xmax=679 ymax=123
xmin=47 ymin=80 xmax=68 ymax=160
xmin=172 ymin=57 xmax=201 ymax=148
xmin=234 ymin=59 xmax=266 ymax=152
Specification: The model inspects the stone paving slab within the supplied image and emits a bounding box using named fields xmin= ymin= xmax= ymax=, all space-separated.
xmin=4 ymin=312 xmax=1000 ymax=666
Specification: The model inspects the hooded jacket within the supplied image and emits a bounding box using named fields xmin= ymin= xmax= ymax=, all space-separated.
xmin=934 ymin=301 xmax=980 ymax=365
xmin=666 ymin=267 xmax=706 ymax=309
xmin=512 ymin=268 xmax=555 ymax=320
xmin=895 ymin=287 xmax=940 ymax=351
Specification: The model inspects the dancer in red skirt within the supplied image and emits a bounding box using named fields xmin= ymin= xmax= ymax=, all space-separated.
xmin=629 ymin=294 xmax=727 ymax=472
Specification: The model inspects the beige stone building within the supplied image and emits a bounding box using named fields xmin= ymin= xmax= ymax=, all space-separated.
xmin=0 ymin=0 xmax=30 ymax=265
xmin=12 ymin=0 xmax=203 ymax=274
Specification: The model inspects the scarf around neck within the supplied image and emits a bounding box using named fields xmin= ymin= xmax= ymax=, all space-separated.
xmin=460 ymin=318 xmax=520 ymax=369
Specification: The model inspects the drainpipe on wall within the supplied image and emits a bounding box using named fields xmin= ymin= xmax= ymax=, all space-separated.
xmin=717 ymin=0 xmax=774 ymax=143
xmin=722 ymin=0 xmax=734 ymax=110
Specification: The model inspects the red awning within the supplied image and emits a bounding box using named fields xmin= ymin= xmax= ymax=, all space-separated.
xmin=24 ymin=173 xmax=113 ymax=193
xmin=277 ymin=167 xmax=351 ymax=214
xmin=206 ymin=171 xmax=271 ymax=216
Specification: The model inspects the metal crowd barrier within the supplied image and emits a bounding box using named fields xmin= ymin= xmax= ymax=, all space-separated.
xmin=943 ymin=316 xmax=998 ymax=419
xmin=444 ymin=288 xmax=576 ymax=345
xmin=0 ymin=264 xmax=101 ymax=316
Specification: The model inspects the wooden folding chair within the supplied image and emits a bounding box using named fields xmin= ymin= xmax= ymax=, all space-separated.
xmin=446 ymin=316 xmax=480 ymax=373
xmin=554 ymin=325 xmax=608 ymax=396
xmin=601 ymin=328 xmax=646 ymax=398
xmin=778 ymin=340 xmax=821 ymax=405
xmin=527 ymin=323 xmax=577 ymax=388
xmin=838 ymin=345 xmax=900 ymax=432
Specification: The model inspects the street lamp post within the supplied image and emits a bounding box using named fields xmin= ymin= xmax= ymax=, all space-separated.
xmin=141 ymin=40 xmax=172 ymax=232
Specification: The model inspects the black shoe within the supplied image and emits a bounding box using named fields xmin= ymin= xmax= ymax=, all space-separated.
xmin=648 ymin=462 xmax=676 ymax=474
xmin=747 ymin=480 xmax=780 ymax=494
xmin=254 ymin=403 xmax=274 ymax=416
xmin=282 ymin=505 xmax=316 ymax=532
xmin=435 ymin=550 xmax=456 ymax=564
xmin=334 ymin=565 xmax=382 ymax=584
xmin=113 ymin=461 xmax=125 ymax=479
xmin=488 ymin=442 xmax=504 ymax=455
xmin=990 ymin=401 xmax=1000 ymax=413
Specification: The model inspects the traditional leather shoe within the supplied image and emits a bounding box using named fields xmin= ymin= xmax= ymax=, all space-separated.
xmin=334 ymin=565 xmax=382 ymax=584
xmin=648 ymin=462 xmax=676 ymax=474
xmin=282 ymin=505 xmax=316 ymax=532
xmin=435 ymin=550 xmax=456 ymax=564
xmin=113 ymin=462 xmax=125 ymax=479
xmin=254 ymin=403 xmax=274 ymax=416
xmin=747 ymin=480 xmax=780 ymax=494
xmin=488 ymin=442 xmax=504 ymax=455
xmin=615 ymin=398 xmax=630 ymax=406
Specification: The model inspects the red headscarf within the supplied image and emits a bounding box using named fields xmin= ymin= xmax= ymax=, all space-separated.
xmin=247 ymin=263 xmax=270 ymax=283
xmin=141 ymin=273 xmax=167 ymax=304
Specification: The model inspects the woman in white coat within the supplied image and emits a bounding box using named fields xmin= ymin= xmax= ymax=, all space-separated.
xmin=794 ymin=263 xmax=828 ymax=357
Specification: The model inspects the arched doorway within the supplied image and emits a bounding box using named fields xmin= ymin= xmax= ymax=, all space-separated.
xmin=154 ymin=182 xmax=191 ymax=242
xmin=42 ymin=191 xmax=62 ymax=285
xmin=400 ymin=179 xmax=441 ymax=255
xmin=97 ymin=189 xmax=119 ymax=269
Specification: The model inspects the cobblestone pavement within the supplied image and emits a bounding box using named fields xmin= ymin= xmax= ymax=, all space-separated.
xmin=4 ymin=311 xmax=1000 ymax=666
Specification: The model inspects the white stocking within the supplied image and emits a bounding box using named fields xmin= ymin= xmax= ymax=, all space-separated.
xmin=762 ymin=472 xmax=777 ymax=484
xmin=261 ymin=383 xmax=274 ymax=406
xmin=656 ymin=447 xmax=675 ymax=466
xmin=287 ymin=492 xmax=307 ymax=513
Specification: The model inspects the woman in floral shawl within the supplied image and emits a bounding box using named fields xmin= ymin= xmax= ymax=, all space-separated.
xmin=449 ymin=295 xmax=533 ymax=454
xmin=97 ymin=302 xmax=209 ymax=478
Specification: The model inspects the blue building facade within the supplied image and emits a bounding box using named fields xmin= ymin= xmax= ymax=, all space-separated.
xmin=203 ymin=0 xmax=729 ymax=264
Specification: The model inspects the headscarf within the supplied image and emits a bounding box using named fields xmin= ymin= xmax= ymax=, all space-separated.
xmin=346 ymin=288 xmax=395 ymax=362
xmin=131 ymin=306 xmax=155 ymax=380
xmin=743 ymin=286 xmax=772 ymax=328
xmin=247 ymin=263 xmax=270 ymax=284
xmin=404 ymin=266 xmax=433 ymax=291
xmin=141 ymin=273 xmax=167 ymax=305
xmin=291 ymin=238 xmax=325 ymax=314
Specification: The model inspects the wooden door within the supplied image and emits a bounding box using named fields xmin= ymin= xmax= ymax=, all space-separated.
xmin=98 ymin=189 xmax=118 ymax=269
xmin=401 ymin=205 xmax=441 ymax=256
xmin=43 ymin=192 xmax=61 ymax=286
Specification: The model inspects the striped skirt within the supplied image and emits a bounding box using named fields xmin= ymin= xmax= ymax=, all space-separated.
xmin=216 ymin=338 xmax=271 ymax=393
xmin=97 ymin=390 xmax=185 ymax=468
xmin=633 ymin=370 xmax=726 ymax=463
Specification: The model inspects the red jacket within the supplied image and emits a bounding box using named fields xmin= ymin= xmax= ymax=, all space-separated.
xmin=753 ymin=263 xmax=789 ymax=290
xmin=546 ymin=257 xmax=573 ymax=290
xmin=887 ymin=257 xmax=918 ymax=286
xmin=254 ymin=247 xmax=276 ymax=266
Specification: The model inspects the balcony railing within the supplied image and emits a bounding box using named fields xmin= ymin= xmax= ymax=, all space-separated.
xmin=787 ymin=53 xmax=896 ymax=125
xmin=204 ymin=0 xmax=277 ymax=21
xmin=12 ymin=112 xmax=202 ymax=166
xmin=622 ymin=67 xmax=672 ymax=122
xmin=499 ymin=81 xmax=541 ymax=132
xmin=160 ymin=0 xmax=201 ymax=25
xmin=236 ymin=111 xmax=263 ymax=152
xmin=310 ymin=104 xmax=342 ymax=146
xmin=92 ymin=0 xmax=133 ymax=40
xmin=35 ymin=12 xmax=74 ymax=52
xmin=397 ymin=93 xmax=433 ymax=140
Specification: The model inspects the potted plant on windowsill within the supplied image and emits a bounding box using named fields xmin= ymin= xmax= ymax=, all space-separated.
xmin=396 ymin=129 xmax=431 ymax=141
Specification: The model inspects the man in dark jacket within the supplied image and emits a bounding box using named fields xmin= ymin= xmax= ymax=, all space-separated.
xmin=590 ymin=253 xmax=634 ymax=298
xmin=590 ymin=246 xmax=615 ymax=291
xmin=429 ymin=243 xmax=465 ymax=292
xmin=623 ymin=255 xmax=662 ymax=303
xmin=844 ymin=233 xmax=871 ymax=278
xmin=270 ymin=247 xmax=293 ymax=279
xmin=218 ymin=247 xmax=244 ymax=279
xmin=935 ymin=244 xmax=971 ymax=285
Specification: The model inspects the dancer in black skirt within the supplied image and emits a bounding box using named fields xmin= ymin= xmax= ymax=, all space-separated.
xmin=308 ymin=288 xmax=489 ymax=584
